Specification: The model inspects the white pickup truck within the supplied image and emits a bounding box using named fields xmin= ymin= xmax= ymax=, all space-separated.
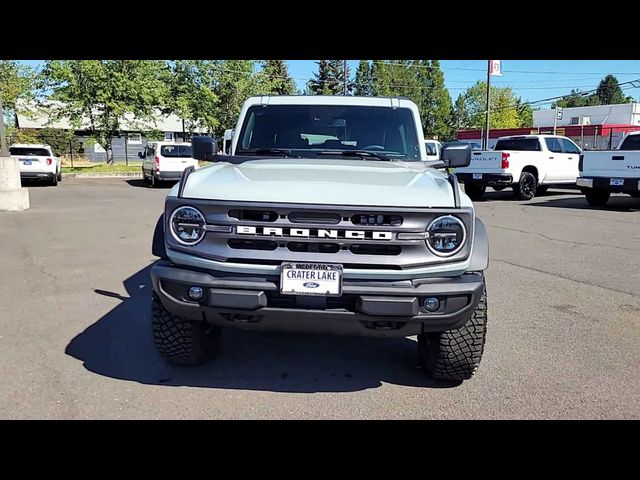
xmin=577 ymin=131 xmax=640 ymax=206
xmin=454 ymin=134 xmax=582 ymax=201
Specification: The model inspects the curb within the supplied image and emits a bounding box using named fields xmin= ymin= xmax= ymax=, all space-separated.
xmin=63 ymin=172 xmax=143 ymax=178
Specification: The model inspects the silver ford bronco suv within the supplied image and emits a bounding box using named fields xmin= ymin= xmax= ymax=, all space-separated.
xmin=150 ymin=95 xmax=489 ymax=381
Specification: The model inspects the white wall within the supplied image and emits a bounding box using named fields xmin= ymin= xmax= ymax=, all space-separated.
xmin=533 ymin=103 xmax=640 ymax=127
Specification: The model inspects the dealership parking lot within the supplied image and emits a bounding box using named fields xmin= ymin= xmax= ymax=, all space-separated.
xmin=0 ymin=178 xmax=639 ymax=419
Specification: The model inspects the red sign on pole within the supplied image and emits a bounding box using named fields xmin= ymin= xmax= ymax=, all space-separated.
xmin=489 ymin=60 xmax=502 ymax=76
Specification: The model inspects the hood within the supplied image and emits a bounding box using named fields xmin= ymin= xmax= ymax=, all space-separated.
xmin=178 ymin=158 xmax=460 ymax=208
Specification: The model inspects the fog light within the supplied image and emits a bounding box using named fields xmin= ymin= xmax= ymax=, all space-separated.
xmin=188 ymin=286 xmax=204 ymax=300
xmin=424 ymin=297 xmax=440 ymax=312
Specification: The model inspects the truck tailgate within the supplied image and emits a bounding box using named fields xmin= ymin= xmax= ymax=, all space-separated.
xmin=582 ymin=151 xmax=640 ymax=178
xmin=456 ymin=151 xmax=502 ymax=173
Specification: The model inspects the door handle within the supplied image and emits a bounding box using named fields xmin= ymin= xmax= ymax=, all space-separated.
xmin=549 ymin=156 xmax=554 ymax=159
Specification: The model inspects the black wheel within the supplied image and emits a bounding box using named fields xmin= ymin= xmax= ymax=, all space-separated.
xmin=50 ymin=174 xmax=58 ymax=186
xmin=57 ymin=170 xmax=62 ymax=182
xmin=584 ymin=188 xmax=610 ymax=207
xmin=513 ymin=171 xmax=537 ymax=200
xmin=464 ymin=184 xmax=486 ymax=201
xmin=151 ymin=292 xmax=222 ymax=366
xmin=492 ymin=186 xmax=506 ymax=191
xmin=418 ymin=279 xmax=488 ymax=381
xmin=535 ymin=185 xmax=548 ymax=196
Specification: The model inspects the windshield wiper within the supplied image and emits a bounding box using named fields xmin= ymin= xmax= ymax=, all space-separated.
xmin=315 ymin=150 xmax=393 ymax=161
xmin=236 ymin=148 xmax=298 ymax=158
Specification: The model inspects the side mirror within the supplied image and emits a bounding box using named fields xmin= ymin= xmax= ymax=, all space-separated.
xmin=192 ymin=136 xmax=218 ymax=161
xmin=138 ymin=151 xmax=144 ymax=159
xmin=441 ymin=142 xmax=471 ymax=168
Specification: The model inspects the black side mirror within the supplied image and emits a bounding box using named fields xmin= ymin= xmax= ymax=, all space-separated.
xmin=192 ymin=136 xmax=218 ymax=161
xmin=441 ymin=142 xmax=471 ymax=168
xmin=138 ymin=151 xmax=144 ymax=159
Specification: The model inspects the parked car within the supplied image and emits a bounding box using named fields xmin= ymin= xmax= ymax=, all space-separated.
xmin=9 ymin=144 xmax=62 ymax=186
xmin=577 ymin=131 xmax=640 ymax=206
xmin=149 ymin=95 xmax=490 ymax=382
xmin=454 ymin=134 xmax=582 ymax=201
xmin=424 ymin=139 xmax=442 ymax=161
xmin=139 ymin=142 xmax=199 ymax=187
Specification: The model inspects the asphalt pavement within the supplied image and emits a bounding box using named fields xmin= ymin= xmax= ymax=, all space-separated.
xmin=0 ymin=178 xmax=638 ymax=419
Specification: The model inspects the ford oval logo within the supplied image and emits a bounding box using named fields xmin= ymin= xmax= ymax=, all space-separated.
xmin=303 ymin=282 xmax=320 ymax=288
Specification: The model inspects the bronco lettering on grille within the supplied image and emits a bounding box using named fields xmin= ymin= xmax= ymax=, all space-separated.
xmin=237 ymin=225 xmax=393 ymax=240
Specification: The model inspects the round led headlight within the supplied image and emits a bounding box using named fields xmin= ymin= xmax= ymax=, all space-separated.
xmin=170 ymin=206 xmax=206 ymax=245
xmin=426 ymin=215 xmax=466 ymax=257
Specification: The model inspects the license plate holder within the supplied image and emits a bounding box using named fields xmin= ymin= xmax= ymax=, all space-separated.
xmin=610 ymin=178 xmax=624 ymax=186
xmin=21 ymin=159 xmax=32 ymax=165
xmin=280 ymin=263 xmax=343 ymax=297
xmin=472 ymin=173 xmax=483 ymax=180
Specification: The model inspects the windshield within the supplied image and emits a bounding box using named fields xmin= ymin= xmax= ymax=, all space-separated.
xmin=10 ymin=147 xmax=50 ymax=156
xmin=235 ymin=104 xmax=421 ymax=160
xmin=160 ymin=145 xmax=192 ymax=158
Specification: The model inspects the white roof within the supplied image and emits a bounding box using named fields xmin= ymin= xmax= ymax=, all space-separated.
xmin=15 ymin=100 xmax=203 ymax=133
xmin=9 ymin=143 xmax=52 ymax=148
xmin=246 ymin=95 xmax=417 ymax=108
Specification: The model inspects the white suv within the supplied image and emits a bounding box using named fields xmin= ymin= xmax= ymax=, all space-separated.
xmin=140 ymin=142 xmax=199 ymax=187
xmin=10 ymin=144 xmax=62 ymax=186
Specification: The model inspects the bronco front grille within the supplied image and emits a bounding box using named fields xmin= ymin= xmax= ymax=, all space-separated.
xmin=165 ymin=199 xmax=474 ymax=270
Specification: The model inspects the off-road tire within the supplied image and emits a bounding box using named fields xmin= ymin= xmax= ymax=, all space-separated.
xmin=535 ymin=185 xmax=548 ymax=196
xmin=464 ymin=184 xmax=486 ymax=201
xmin=513 ymin=171 xmax=537 ymax=200
xmin=418 ymin=280 xmax=488 ymax=381
xmin=151 ymin=292 xmax=221 ymax=366
xmin=584 ymin=188 xmax=610 ymax=207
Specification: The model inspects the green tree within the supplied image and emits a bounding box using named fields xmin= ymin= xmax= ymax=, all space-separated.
xmin=40 ymin=60 xmax=169 ymax=163
xmin=596 ymin=74 xmax=633 ymax=105
xmin=414 ymin=60 xmax=452 ymax=139
xmin=260 ymin=60 xmax=296 ymax=95
xmin=452 ymin=94 xmax=470 ymax=130
xmin=164 ymin=60 xmax=219 ymax=135
xmin=212 ymin=60 xmax=273 ymax=136
xmin=354 ymin=60 xmax=372 ymax=96
xmin=307 ymin=60 xmax=350 ymax=95
xmin=0 ymin=61 xmax=34 ymax=110
xmin=461 ymin=81 xmax=523 ymax=129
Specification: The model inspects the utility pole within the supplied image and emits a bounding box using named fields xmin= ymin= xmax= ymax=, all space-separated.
xmin=484 ymin=60 xmax=491 ymax=150
xmin=0 ymin=96 xmax=9 ymax=157
xmin=343 ymin=60 xmax=348 ymax=96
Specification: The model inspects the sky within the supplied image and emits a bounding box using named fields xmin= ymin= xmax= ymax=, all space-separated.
xmin=20 ymin=60 xmax=640 ymax=109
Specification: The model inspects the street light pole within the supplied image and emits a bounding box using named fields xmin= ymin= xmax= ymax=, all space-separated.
xmin=484 ymin=60 xmax=491 ymax=150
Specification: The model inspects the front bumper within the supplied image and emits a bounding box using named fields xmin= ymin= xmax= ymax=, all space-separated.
xmin=577 ymin=176 xmax=640 ymax=194
xmin=150 ymin=260 xmax=485 ymax=338
xmin=456 ymin=172 xmax=513 ymax=186
xmin=20 ymin=171 xmax=55 ymax=181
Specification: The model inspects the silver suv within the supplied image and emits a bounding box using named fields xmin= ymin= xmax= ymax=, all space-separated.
xmin=149 ymin=96 xmax=489 ymax=381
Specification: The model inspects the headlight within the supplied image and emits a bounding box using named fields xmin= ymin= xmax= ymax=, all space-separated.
xmin=169 ymin=206 xmax=206 ymax=245
xmin=426 ymin=215 xmax=466 ymax=257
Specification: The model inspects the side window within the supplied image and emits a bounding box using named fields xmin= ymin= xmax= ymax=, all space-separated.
xmin=544 ymin=138 xmax=563 ymax=153
xmin=561 ymin=139 xmax=581 ymax=154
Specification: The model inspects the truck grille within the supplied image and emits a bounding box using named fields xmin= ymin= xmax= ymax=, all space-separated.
xmin=165 ymin=199 xmax=474 ymax=270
